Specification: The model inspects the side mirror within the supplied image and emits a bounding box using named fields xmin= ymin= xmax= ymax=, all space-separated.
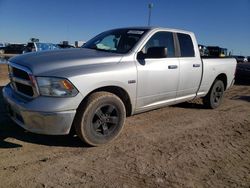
xmin=147 ymin=47 xmax=168 ymax=58
xmin=137 ymin=51 xmax=145 ymax=60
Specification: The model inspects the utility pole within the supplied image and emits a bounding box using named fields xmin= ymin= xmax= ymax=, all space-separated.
xmin=148 ymin=3 xmax=153 ymax=26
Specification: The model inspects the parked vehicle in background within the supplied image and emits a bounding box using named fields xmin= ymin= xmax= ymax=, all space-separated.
xmin=248 ymin=56 xmax=250 ymax=62
xmin=3 ymin=27 xmax=237 ymax=146
xmin=198 ymin=44 xmax=209 ymax=56
xmin=22 ymin=42 xmax=60 ymax=53
xmin=207 ymin=46 xmax=228 ymax=57
xmin=0 ymin=42 xmax=10 ymax=48
xmin=243 ymin=57 xmax=248 ymax=63
xmin=0 ymin=44 xmax=26 ymax=54
xmin=57 ymin=44 xmax=75 ymax=48
xmin=236 ymin=62 xmax=250 ymax=81
xmin=0 ymin=48 xmax=4 ymax=55
xmin=232 ymin=55 xmax=245 ymax=63
xmin=58 ymin=41 xmax=75 ymax=48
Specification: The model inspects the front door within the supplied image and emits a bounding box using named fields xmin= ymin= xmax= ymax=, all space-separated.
xmin=135 ymin=31 xmax=179 ymax=111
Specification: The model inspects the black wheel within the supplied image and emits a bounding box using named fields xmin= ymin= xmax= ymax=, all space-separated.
xmin=203 ymin=80 xmax=225 ymax=109
xmin=74 ymin=92 xmax=126 ymax=146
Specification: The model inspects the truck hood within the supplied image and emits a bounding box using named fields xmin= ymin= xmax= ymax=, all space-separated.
xmin=9 ymin=48 xmax=123 ymax=75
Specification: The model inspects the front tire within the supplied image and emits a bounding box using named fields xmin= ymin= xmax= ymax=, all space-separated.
xmin=203 ymin=80 xmax=225 ymax=109
xmin=74 ymin=92 xmax=126 ymax=146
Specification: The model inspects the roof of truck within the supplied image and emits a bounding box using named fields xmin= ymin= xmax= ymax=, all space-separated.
xmin=114 ymin=26 xmax=194 ymax=35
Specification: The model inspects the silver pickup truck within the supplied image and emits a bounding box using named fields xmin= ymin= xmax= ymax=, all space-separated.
xmin=3 ymin=27 xmax=236 ymax=146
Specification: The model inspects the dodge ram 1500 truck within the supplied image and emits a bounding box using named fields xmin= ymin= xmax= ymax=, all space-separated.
xmin=3 ymin=27 xmax=237 ymax=146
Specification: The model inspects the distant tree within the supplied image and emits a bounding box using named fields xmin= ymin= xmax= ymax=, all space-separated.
xmin=30 ymin=38 xmax=39 ymax=42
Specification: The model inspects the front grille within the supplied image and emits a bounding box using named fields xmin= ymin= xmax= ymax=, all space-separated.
xmin=12 ymin=67 xmax=30 ymax=80
xmin=15 ymin=82 xmax=34 ymax=96
xmin=9 ymin=63 xmax=38 ymax=98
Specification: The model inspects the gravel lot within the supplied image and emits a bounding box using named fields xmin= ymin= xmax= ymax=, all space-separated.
xmin=0 ymin=64 xmax=250 ymax=187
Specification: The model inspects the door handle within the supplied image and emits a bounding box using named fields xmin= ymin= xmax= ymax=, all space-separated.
xmin=193 ymin=64 xmax=200 ymax=68
xmin=168 ymin=65 xmax=178 ymax=69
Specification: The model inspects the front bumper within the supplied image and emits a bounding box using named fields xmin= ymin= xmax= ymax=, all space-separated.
xmin=3 ymin=84 xmax=78 ymax=135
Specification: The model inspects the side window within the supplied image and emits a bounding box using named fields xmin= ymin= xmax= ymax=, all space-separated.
xmin=143 ymin=31 xmax=175 ymax=57
xmin=177 ymin=33 xmax=195 ymax=57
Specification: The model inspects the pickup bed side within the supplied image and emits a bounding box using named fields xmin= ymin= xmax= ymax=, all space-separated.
xmin=198 ymin=57 xmax=236 ymax=97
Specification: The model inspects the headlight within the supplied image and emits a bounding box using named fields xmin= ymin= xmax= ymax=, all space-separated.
xmin=37 ymin=77 xmax=78 ymax=97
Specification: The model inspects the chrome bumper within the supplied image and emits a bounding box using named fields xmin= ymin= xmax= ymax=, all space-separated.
xmin=3 ymin=84 xmax=77 ymax=135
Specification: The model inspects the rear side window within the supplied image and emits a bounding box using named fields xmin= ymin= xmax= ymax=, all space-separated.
xmin=143 ymin=31 xmax=175 ymax=57
xmin=177 ymin=33 xmax=195 ymax=57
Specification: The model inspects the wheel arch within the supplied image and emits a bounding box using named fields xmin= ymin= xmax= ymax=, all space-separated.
xmin=78 ymin=86 xmax=133 ymax=117
xmin=215 ymin=73 xmax=227 ymax=90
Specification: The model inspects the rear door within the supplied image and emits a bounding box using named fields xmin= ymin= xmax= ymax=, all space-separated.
xmin=176 ymin=33 xmax=202 ymax=98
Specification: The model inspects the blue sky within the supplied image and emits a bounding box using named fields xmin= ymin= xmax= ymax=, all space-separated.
xmin=0 ymin=0 xmax=249 ymax=55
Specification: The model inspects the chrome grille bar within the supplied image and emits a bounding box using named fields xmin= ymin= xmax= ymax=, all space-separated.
xmin=11 ymin=76 xmax=32 ymax=86
xmin=8 ymin=62 xmax=39 ymax=98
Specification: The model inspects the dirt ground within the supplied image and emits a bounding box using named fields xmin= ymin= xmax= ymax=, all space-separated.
xmin=0 ymin=64 xmax=250 ymax=188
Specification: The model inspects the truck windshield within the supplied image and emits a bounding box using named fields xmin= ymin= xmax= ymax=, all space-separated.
xmin=82 ymin=29 xmax=149 ymax=54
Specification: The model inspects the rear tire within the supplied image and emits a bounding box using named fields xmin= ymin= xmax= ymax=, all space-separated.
xmin=74 ymin=92 xmax=126 ymax=146
xmin=203 ymin=80 xmax=225 ymax=109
